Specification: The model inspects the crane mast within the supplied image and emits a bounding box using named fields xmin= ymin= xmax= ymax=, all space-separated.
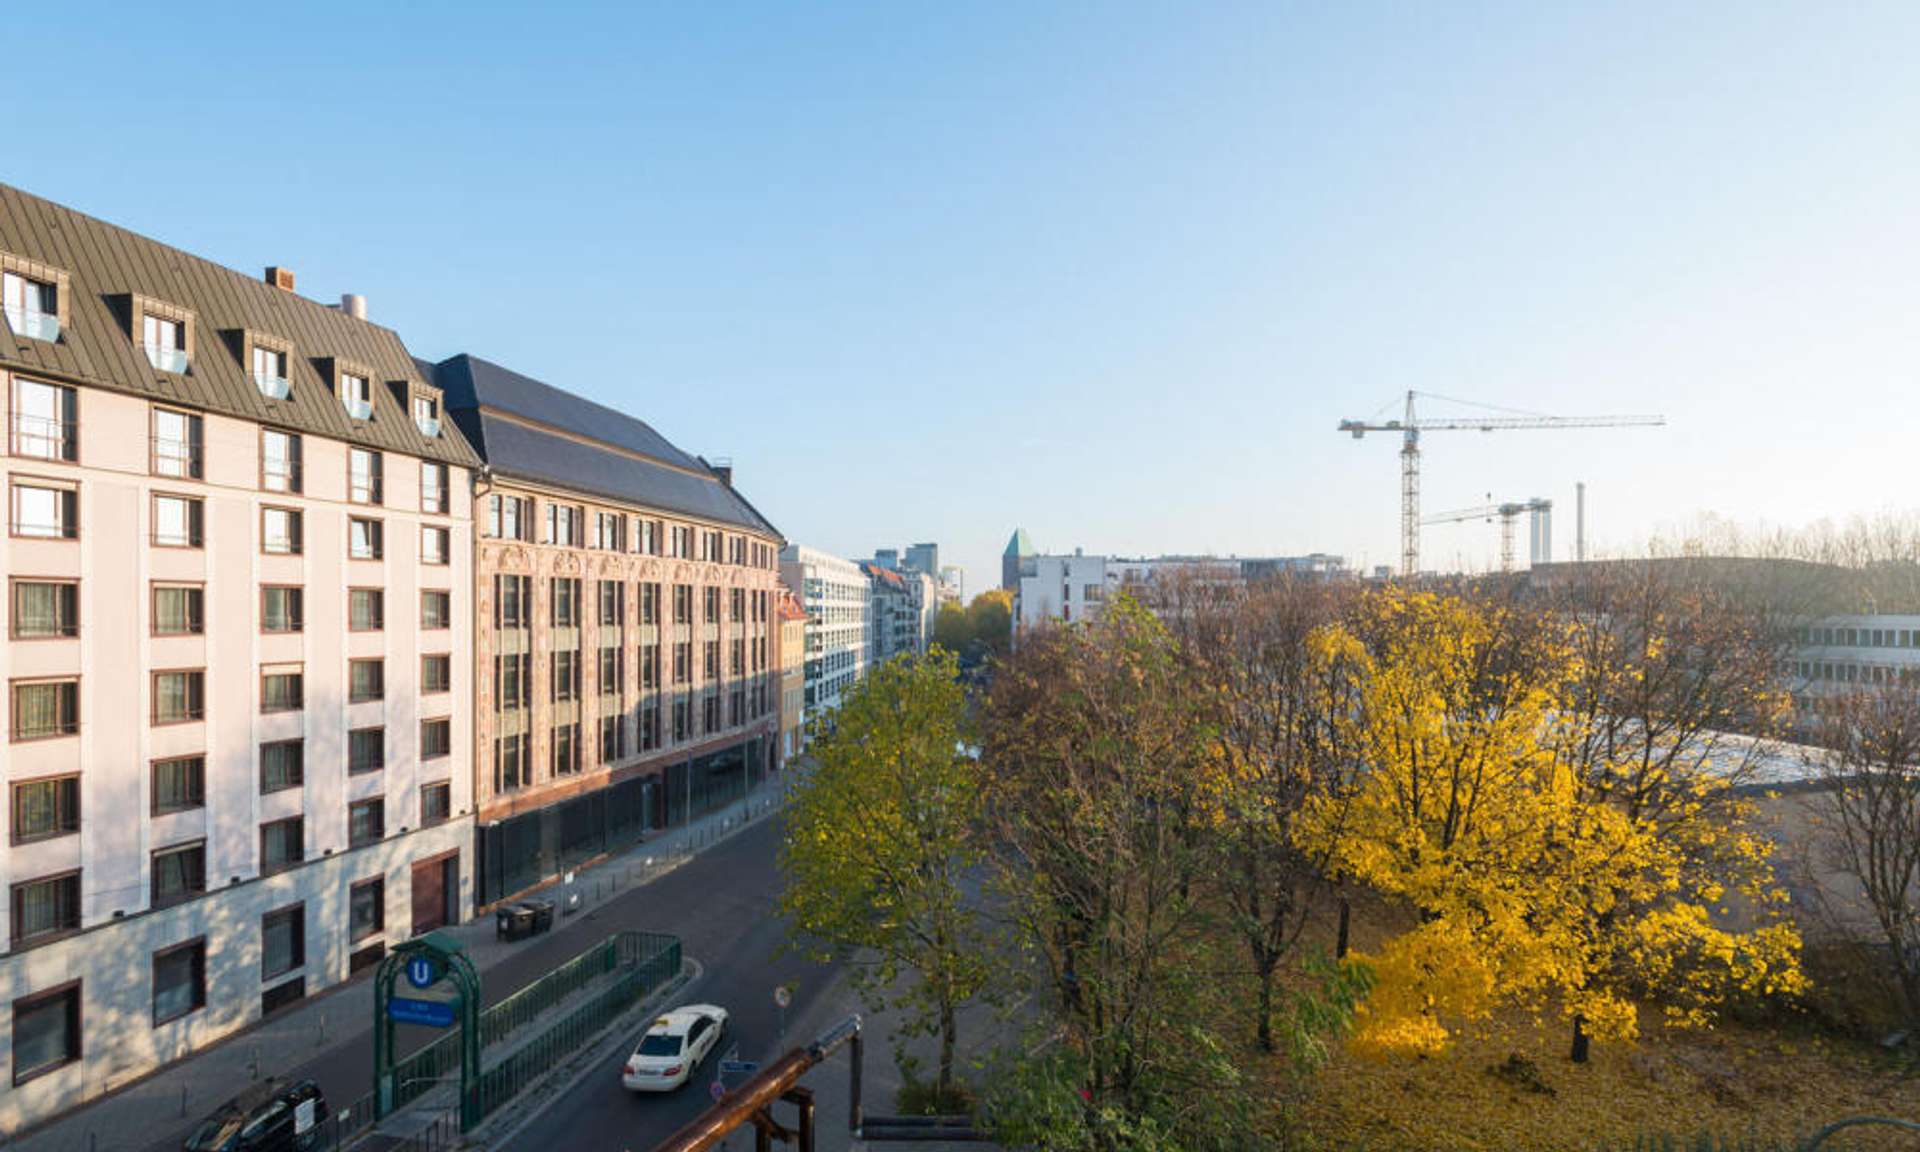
xmin=1339 ymin=391 xmax=1664 ymax=577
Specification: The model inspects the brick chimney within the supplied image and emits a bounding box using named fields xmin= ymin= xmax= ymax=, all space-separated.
xmin=265 ymin=266 xmax=295 ymax=292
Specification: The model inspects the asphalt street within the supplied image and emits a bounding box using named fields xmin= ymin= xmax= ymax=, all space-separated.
xmin=492 ymin=814 xmax=844 ymax=1152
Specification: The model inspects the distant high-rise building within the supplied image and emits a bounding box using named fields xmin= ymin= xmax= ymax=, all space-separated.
xmin=873 ymin=547 xmax=899 ymax=570
xmin=1002 ymin=527 xmax=1036 ymax=592
xmin=903 ymin=542 xmax=939 ymax=576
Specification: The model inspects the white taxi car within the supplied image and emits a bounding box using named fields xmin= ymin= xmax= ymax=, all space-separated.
xmin=621 ymin=1004 xmax=730 ymax=1092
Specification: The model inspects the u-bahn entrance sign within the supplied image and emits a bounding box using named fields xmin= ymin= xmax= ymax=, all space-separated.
xmin=373 ymin=932 xmax=482 ymax=1125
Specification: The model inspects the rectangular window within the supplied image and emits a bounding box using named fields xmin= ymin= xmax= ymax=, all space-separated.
xmin=497 ymin=574 xmax=530 ymax=628
xmin=488 ymin=494 xmax=531 ymax=540
xmin=260 ymin=740 xmax=304 ymax=793
xmin=152 ymin=670 xmax=205 ymax=724
xmin=350 ymin=877 xmax=385 ymax=942
xmin=261 ymin=667 xmax=303 ymax=713
xmin=151 ymin=493 xmax=203 ymax=548
xmin=546 ymin=503 xmax=580 ymax=546
xmin=10 ymin=776 xmax=79 ymax=844
xmin=9 ymin=377 xmax=76 ymax=461
xmin=142 ymin=312 xmax=188 ymax=372
xmin=152 ymin=584 xmax=204 ymax=635
xmin=704 ymin=587 xmax=720 ymax=624
xmin=13 ymin=679 xmax=79 ymax=741
xmin=349 ymin=659 xmax=384 ymax=703
xmin=421 ymin=781 xmax=451 ymax=827
xmin=253 ymin=344 xmax=290 ymax=395
xmin=10 ymin=873 xmax=80 ymax=948
xmin=551 ymin=722 xmax=580 ymax=776
xmin=11 ymin=480 xmax=77 ymax=539
xmin=420 ymin=461 xmax=447 ymax=514
xmin=493 ymin=733 xmax=529 ymax=793
xmin=349 ymin=517 xmax=383 ymax=560
xmin=12 ymin=983 xmax=81 ymax=1084
xmin=261 ymin=429 xmax=302 ymax=493
xmin=421 ymin=525 xmax=449 ymax=565
xmin=552 ymin=577 xmax=579 ymax=627
xmin=341 ymin=371 xmax=372 ymax=419
xmin=150 ymin=841 xmax=206 ymax=908
xmin=552 ymin=648 xmax=580 ymax=701
xmin=641 ymin=582 xmax=660 ymax=626
xmin=600 ymin=646 xmax=624 ymax=696
xmin=496 ymin=653 xmax=531 ymax=711
xmin=600 ymin=580 xmax=624 ymax=627
xmin=674 ymin=642 xmax=691 ymax=685
xmin=600 ymin=714 xmax=624 ymax=762
xmin=13 ymin=580 xmax=78 ymax=638
xmin=262 ymin=586 xmax=303 ymax=633
xmin=421 ymin=717 xmax=451 ymax=759
xmin=261 ymin=904 xmax=305 ymax=977
xmin=704 ymin=640 xmax=720 ymax=682
xmin=348 ymin=798 xmax=384 ymax=848
xmin=673 ymin=698 xmax=690 ymax=742
xmin=640 ymin=704 xmax=660 ymax=751
xmin=151 ymin=756 xmax=204 ymax=815
xmin=3 ymin=270 xmax=61 ymax=343
xmin=152 ymin=939 xmax=206 ymax=1025
xmin=641 ymin=642 xmax=659 ymax=690
xmin=422 ymin=653 xmax=451 ymax=694
xmin=422 ymin=589 xmax=451 ymax=630
xmin=349 ymin=588 xmax=384 ymax=631
xmin=151 ymin=409 xmax=203 ymax=479
xmin=348 ymin=727 xmax=384 ymax=775
xmin=674 ymin=584 xmax=692 ymax=624
xmin=595 ymin=511 xmax=626 ymax=551
xmin=262 ymin=506 xmax=302 ymax=555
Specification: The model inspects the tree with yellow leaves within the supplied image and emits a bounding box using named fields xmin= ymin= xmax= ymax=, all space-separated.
xmin=1296 ymin=585 xmax=1804 ymax=1063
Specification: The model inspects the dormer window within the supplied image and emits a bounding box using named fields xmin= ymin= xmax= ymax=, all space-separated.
xmin=343 ymin=373 xmax=372 ymax=421
xmin=142 ymin=313 xmax=189 ymax=374
xmin=251 ymin=343 xmax=291 ymax=401
xmin=412 ymin=393 xmax=440 ymax=438
xmin=2 ymin=269 xmax=60 ymax=343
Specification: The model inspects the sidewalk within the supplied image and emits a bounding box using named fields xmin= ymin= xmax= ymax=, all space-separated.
xmin=5 ymin=776 xmax=790 ymax=1152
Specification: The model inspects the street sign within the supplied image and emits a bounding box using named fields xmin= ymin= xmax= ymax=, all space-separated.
xmin=708 ymin=1079 xmax=727 ymax=1102
xmin=387 ymin=997 xmax=457 ymax=1028
xmin=773 ymin=985 xmax=792 ymax=1009
xmin=719 ymin=1060 xmax=759 ymax=1075
xmin=405 ymin=956 xmax=440 ymax=990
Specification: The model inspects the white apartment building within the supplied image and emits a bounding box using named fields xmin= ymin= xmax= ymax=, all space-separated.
xmin=1015 ymin=550 xmax=1351 ymax=634
xmin=0 ymin=185 xmax=475 ymax=1131
xmin=780 ymin=545 xmax=869 ymax=727
xmin=1015 ymin=553 xmax=1113 ymax=633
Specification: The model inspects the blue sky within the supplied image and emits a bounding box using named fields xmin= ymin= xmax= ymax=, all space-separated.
xmin=10 ymin=2 xmax=1920 ymax=591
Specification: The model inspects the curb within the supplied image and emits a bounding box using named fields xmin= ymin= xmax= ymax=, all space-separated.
xmin=460 ymin=958 xmax=706 ymax=1150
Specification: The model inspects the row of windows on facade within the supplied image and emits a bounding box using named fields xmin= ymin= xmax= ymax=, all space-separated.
xmin=802 ymin=669 xmax=859 ymax=708
xmin=1791 ymin=660 xmax=1920 ymax=686
xmin=489 ymin=681 xmax=776 ymax=794
xmin=484 ymin=494 xmax=773 ymax=568
xmin=491 ymin=633 xmax=769 ymax=712
xmin=9 ymin=875 xmax=401 ymax=1087
xmin=8 ymin=480 xmax=453 ymax=564
xmin=8 ymin=657 xmax=454 ymax=739
xmin=8 ymin=376 xmax=451 ymax=507
xmin=1798 ymin=624 xmax=1920 ymax=650
xmin=11 ymin=581 xmax=455 ymax=641
xmin=491 ymin=576 xmax=776 ymax=631
xmin=9 ymin=784 xmax=447 ymax=968
xmin=2 ymin=269 xmax=445 ymax=437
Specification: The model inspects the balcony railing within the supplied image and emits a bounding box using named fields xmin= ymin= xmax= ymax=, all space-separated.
xmin=344 ymin=397 xmax=373 ymax=421
xmin=4 ymin=308 xmax=60 ymax=343
xmin=152 ymin=437 xmax=203 ymax=479
xmin=144 ymin=342 xmax=189 ymax=374
xmin=254 ymin=371 xmax=291 ymax=400
xmin=415 ymin=414 xmax=441 ymax=438
xmin=10 ymin=413 xmax=76 ymax=461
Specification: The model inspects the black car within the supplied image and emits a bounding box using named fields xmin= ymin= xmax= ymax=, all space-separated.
xmin=183 ymin=1079 xmax=327 ymax=1152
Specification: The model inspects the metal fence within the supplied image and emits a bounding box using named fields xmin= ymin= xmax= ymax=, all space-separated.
xmin=473 ymin=933 xmax=683 ymax=1121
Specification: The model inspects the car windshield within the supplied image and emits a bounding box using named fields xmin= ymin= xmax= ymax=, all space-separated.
xmin=637 ymin=1033 xmax=683 ymax=1057
xmin=184 ymin=1113 xmax=242 ymax=1151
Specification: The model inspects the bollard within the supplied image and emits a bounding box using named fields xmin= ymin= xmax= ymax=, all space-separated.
xmin=318 ymin=1012 xmax=326 ymax=1045
xmin=180 ymin=1085 xmax=189 ymax=1117
xmin=249 ymin=1044 xmax=260 ymax=1081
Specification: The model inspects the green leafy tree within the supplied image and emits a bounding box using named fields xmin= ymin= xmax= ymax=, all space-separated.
xmin=967 ymin=589 xmax=1014 ymax=658
xmin=779 ymin=647 xmax=987 ymax=1099
xmin=934 ymin=600 xmax=971 ymax=654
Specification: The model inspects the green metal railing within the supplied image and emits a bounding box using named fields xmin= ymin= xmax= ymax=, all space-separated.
xmin=388 ymin=931 xmax=682 ymax=1121
xmin=474 ymin=938 xmax=682 ymax=1119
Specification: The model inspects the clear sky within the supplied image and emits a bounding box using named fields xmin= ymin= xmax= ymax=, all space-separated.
xmin=9 ymin=2 xmax=1920 ymax=592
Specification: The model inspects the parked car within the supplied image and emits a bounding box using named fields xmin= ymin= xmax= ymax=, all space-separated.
xmin=183 ymin=1079 xmax=327 ymax=1152
xmin=621 ymin=1004 xmax=730 ymax=1092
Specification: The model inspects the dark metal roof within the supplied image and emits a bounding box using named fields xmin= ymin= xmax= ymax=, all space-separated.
xmin=0 ymin=183 xmax=478 ymax=466
xmin=434 ymin=353 xmax=779 ymax=538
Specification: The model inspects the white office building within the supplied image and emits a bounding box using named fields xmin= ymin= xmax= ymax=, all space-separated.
xmin=779 ymin=545 xmax=870 ymax=727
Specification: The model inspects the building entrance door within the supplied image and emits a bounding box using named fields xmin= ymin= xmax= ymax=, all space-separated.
xmin=411 ymin=852 xmax=458 ymax=936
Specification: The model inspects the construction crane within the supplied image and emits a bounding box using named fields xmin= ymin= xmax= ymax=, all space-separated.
xmin=1424 ymin=498 xmax=1552 ymax=573
xmin=1339 ymin=391 xmax=1664 ymax=577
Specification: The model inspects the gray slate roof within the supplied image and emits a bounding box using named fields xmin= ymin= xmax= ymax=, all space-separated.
xmin=434 ymin=353 xmax=779 ymax=538
xmin=0 ymin=183 xmax=479 ymax=466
